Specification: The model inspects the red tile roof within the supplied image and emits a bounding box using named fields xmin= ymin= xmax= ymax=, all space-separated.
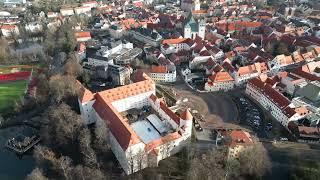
xmin=160 ymin=101 xmax=180 ymax=125
xmin=0 ymin=25 xmax=16 ymax=30
xmin=293 ymin=68 xmax=320 ymax=81
xmin=180 ymin=109 xmax=193 ymax=121
xmin=93 ymin=94 xmax=141 ymax=150
xmin=150 ymin=65 xmax=167 ymax=73
xmin=228 ymin=130 xmax=253 ymax=148
xmin=208 ymin=71 xmax=234 ymax=83
xmin=162 ymin=38 xmax=188 ymax=45
xmin=77 ymin=81 xmax=94 ymax=103
xmin=145 ymin=132 xmax=181 ymax=152
xmin=75 ymin=31 xmax=91 ymax=38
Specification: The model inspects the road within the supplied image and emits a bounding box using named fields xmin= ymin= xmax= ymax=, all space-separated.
xmin=163 ymin=76 xmax=240 ymax=129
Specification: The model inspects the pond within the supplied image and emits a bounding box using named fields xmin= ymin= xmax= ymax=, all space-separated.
xmin=0 ymin=127 xmax=36 ymax=180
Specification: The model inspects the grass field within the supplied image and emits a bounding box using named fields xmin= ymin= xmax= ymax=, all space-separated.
xmin=0 ymin=80 xmax=27 ymax=113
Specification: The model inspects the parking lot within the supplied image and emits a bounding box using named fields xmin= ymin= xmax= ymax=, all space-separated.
xmin=234 ymin=96 xmax=270 ymax=139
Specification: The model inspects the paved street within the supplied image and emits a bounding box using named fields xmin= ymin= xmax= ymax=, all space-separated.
xmin=163 ymin=76 xmax=240 ymax=130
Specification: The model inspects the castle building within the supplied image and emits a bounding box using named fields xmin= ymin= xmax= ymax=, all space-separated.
xmin=78 ymin=72 xmax=192 ymax=175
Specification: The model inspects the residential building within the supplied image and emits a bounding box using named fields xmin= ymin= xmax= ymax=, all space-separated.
xmin=225 ymin=130 xmax=254 ymax=159
xmin=149 ymin=65 xmax=177 ymax=83
xmin=75 ymin=31 xmax=92 ymax=42
xmin=233 ymin=62 xmax=268 ymax=86
xmin=205 ymin=71 xmax=235 ymax=92
xmin=74 ymin=6 xmax=92 ymax=15
xmin=25 ymin=22 xmax=43 ymax=33
xmin=246 ymin=78 xmax=307 ymax=127
xmin=0 ymin=25 xmax=19 ymax=37
xmin=60 ymin=8 xmax=74 ymax=16
xmin=161 ymin=38 xmax=191 ymax=55
xmin=78 ymin=72 xmax=192 ymax=174
xmin=129 ymin=27 xmax=163 ymax=47
xmin=95 ymin=64 xmax=131 ymax=86
xmin=87 ymin=54 xmax=112 ymax=67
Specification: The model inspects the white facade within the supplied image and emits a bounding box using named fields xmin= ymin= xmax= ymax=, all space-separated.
xmin=60 ymin=9 xmax=74 ymax=16
xmin=111 ymin=91 xmax=154 ymax=112
xmin=74 ymin=6 xmax=92 ymax=15
xmin=246 ymin=81 xmax=302 ymax=127
xmin=78 ymin=99 xmax=96 ymax=124
xmin=205 ymin=80 xmax=234 ymax=92
xmin=161 ymin=42 xmax=190 ymax=55
xmin=150 ymin=71 xmax=177 ymax=83
xmin=0 ymin=25 xmax=19 ymax=37
xmin=25 ymin=23 xmax=43 ymax=33
xmin=234 ymin=72 xmax=260 ymax=86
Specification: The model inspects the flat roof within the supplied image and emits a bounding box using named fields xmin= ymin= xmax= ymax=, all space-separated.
xmin=146 ymin=114 xmax=168 ymax=134
xmin=131 ymin=120 xmax=161 ymax=144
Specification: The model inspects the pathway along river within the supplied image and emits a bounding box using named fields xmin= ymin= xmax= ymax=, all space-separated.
xmin=0 ymin=126 xmax=36 ymax=179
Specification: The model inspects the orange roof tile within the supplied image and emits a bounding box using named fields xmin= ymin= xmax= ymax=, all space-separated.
xmin=180 ymin=109 xmax=193 ymax=121
xmin=150 ymin=65 xmax=167 ymax=73
xmin=192 ymin=10 xmax=207 ymax=14
xmin=162 ymin=38 xmax=188 ymax=45
xmin=228 ymin=130 xmax=253 ymax=148
xmin=208 ymin=71 xmax=234 ymax=83
xmin=145 ymin=132 xmax=181 ymax=152
xmin=0 ymin=25 xmax=16 ymax=30
xmin=75 ymin=31 xmax=91 ymax=38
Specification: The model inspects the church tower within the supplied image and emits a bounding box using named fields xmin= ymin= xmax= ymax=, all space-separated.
xmin=198 ymin=18 xmax=206 ymax=39
xmin=194 ymin=0 xmax=201 ymax=11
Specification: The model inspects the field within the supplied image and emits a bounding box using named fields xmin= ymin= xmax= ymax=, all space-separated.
xmin=0 ymin=80 xmax=27 ymax=113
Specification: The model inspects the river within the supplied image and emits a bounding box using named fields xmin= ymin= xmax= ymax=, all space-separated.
xmin=0 ymin=126 xmax=36 ymax=180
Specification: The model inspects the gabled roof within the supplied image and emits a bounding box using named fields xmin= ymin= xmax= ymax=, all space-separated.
xmin=150 ymin=65 xmax=167 ymax=73
xmin=162 ymin=38 xmax=188 ymax=45
xmin=228 ymin=130 xmax=253 ymax=148
xmin=77 ymin=81 xmax=94 ymax=103
xmin=208 ymin=71 xmax=234 ymax=83
xmin=93 ymin=94 xmax=141 ymax=150
xmin=180 ymin=109 xmax=193 ymax=121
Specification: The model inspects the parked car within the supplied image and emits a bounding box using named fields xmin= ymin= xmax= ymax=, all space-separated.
xmin=240 ymin=97 xmax=246 ymax=101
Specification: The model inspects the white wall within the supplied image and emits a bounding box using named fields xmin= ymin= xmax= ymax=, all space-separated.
xmin=79 ymin=99 xmax=96 ymax=124
xmin=112 ymin=91 xmax=154 ymax=112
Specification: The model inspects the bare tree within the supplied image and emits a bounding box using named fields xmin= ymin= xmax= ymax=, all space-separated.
xmin=26 ymin=168 xmax=48 ymax=180
xmin=71 ymin=165 xmax=107 ymax=180
xmin=78 ymin=128 xmax=98 ymax=168
xmin=49 ymin=75 xmax=78 ymax=103
xmin=187 ymin=148 xmax=227 ymax=180
xmin=41 ymin=103 xmax=83 ymax=150
xmin=64 ymin=55 xmax=83 ymax=77
xmin=237 ymin=143 xmax=271 ymax=178
xmin=93 ymin=119 xmax=110 ymax=153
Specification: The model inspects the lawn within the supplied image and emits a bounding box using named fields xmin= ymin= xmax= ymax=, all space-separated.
xmin=0 ymin=80 xmax=27 ymax=113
